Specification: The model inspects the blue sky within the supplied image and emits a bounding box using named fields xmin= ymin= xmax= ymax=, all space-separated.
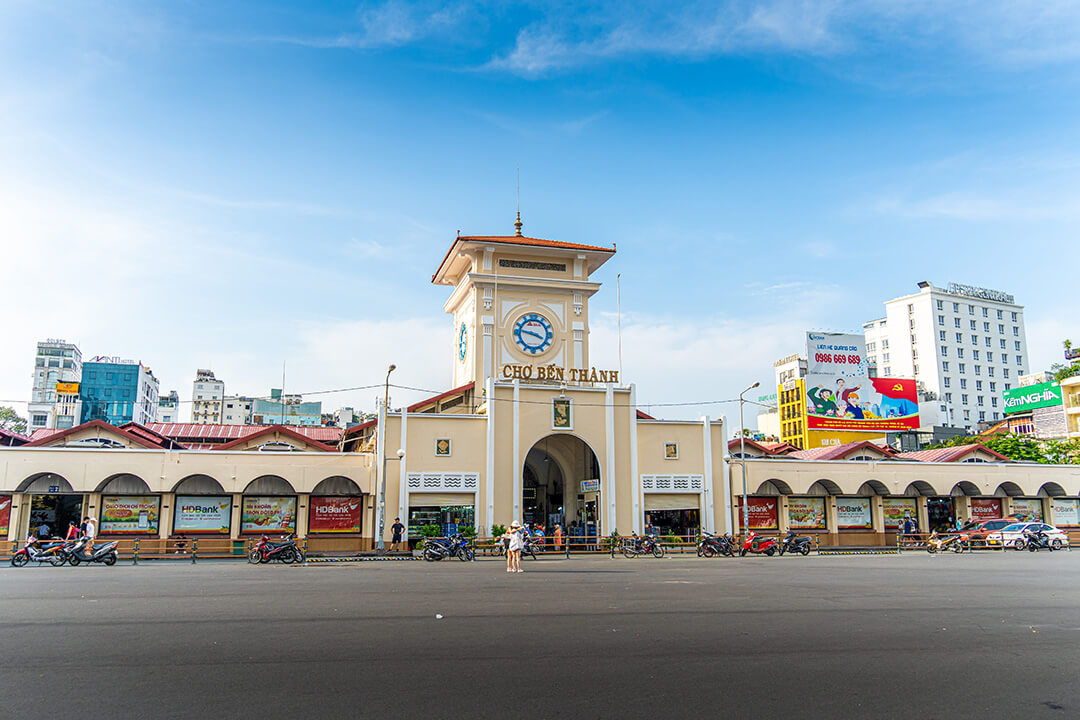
xmin=2 ymin=1 xmax=1078 ymax=421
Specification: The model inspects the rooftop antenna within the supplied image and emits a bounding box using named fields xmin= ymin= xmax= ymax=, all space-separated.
xmin=514 ymin=167 xmax=522 ymax=236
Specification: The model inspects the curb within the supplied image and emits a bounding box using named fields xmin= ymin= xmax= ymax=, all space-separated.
xmin=817 ymin=549 xmax=899 ymax=556
xmin=304 ymin=556 xmax=420 ymax=564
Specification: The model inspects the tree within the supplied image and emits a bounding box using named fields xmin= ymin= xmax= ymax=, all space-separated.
xmin=0 ymin=406 xmax=27 ymax=435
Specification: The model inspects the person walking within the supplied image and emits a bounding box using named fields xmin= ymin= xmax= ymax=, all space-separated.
xmin=506 ymin=520 xmax=524 ymax=573
xmin=553 ymin=524 xmax=563 ymax=552
xmin=64 ymin=521 xmax=80 ymax=541
xmin=390 ymin=517 xmax=405 ymax=552
xmin=83 ymin=516 xmax=97 ymax=557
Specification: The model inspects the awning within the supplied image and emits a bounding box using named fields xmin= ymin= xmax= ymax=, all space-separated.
xmin=408 ymin=493 xmax=475 ymax=507
xmin=644 ymin=494 xmax=701 ymax=511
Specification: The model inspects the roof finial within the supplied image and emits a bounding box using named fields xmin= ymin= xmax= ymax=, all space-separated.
xmin=515 ymin=167 xmax=522 ymax=236
xmin=514 ymin=210 xmax=523 ymax=237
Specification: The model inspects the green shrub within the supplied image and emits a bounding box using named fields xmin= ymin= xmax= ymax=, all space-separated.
xmin=491 ymin=524 xmax=507 ymax=537
xmin=419 ymin=524 xmax=441 ymax=538
xmin=460 ymin=525 xmax=476 ymax=538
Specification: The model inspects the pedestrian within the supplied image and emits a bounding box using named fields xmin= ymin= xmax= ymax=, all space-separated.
xmin=64 ymin=521 xmax=80 ymax=541
xmin=506 ymin=520 xmax=524 ymax=573
xmin=390 ymin=517 xmax=405 ymax=551
xmin=83 ymin=516 xmax=97 ymax=556
xmin=36 ymin=521 xmax=50 ymax=540
xmin=553 ymin=524 xmax=563 ymax=551
xmin=954 ymin=517 xmax=964 ymax=531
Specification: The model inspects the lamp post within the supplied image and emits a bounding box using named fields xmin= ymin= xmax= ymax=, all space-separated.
xmin=376 ymin=364 xmax=396 ymax=551
xmin=739 ymin=381 xmax=760 ymax=536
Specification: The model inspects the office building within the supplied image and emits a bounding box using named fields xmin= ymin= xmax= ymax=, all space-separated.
xmin=79 ymin=357 xmax=160 ymax=426
xmin=27 ymin=339 xmax=83 ymax=431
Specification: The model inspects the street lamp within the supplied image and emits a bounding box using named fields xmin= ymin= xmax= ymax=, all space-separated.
xmin=739 ymin=381 xmax=760 ymax=536
xmin=376 ymin=364 xmax=396 ymax=551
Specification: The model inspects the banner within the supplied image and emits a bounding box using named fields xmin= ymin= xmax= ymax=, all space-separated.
xmin=1003 ymin=382 xmax=1063 ymax=414
xmin=308 ymin=496 xmax=363 ymax=533
xmin=174 ymin=496 xmax=232 ymax=534
xmin=1051 ymin=498 xmax=1079 ymax=526
xmin=100 ymin=495 xmax=160 ymax=535
xmin=241 ymin=496 xmax=296 ymax=534
xmin=788 ymin=497 xmax=826 ymax=529
xmin=970 ymin=498 xmax=1002 ymax=521
xmin=0 ymin=495 xmax=10 ymax=536
xmin=805 ymin=332 xmax=918 ymax=432
xmin=883 ymin=498 xmax=917 ymax=529
xmin=737 ymin=497 xmax=778 ymax=530
xmin=836 ymin=497 xmax=872 ymax=529
xmin=1009 ymin=498 xmax=1043 ymax=522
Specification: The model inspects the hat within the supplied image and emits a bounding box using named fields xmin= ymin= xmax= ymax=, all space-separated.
xmin=510 ymin=520 xmax=521 ymax=528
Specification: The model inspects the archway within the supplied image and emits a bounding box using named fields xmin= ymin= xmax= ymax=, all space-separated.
xmin=17 ymin=473 xmax=73 ymax=493
xmin=172 ymin=475 xmax=225 ymax=494
xmin=96 ymin=474 xmax=152 ymax=494
xmin=807 ymin=479 xmax=842 ymax=496
xmin=311 ymin=476 xmax=363 ymax=496
xmin=755 ymin=479 xmax=792 ymax=495
xmin=994 ymin=481 xmax=1023 ymax=497
xmin=523 ymin=434 xmax=600 ymax=537
xmin=1038 ymin=482 xmax=1066 ymax=498
xmin=858 ymin=480 xmax=889 ymax=496
xmin=904 ymin=481 xmax=937 ymax=497
xmin=243 ymin=475 xmax=296 ymax=495
xmin=950 ymin=481 xmax=981 ymax=497
xmin=18 ymin=473 xmax=80 ymax=539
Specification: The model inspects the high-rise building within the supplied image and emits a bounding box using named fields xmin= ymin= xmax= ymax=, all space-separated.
xmin=192 ymin=369 xmax=225 ymax=424
xmin=157 ymin=390 xmax=182 ymax=423
xmin=28 ymin=339 xmax=83 ymax=430
xmin=222 ymin=396 xmax=253 ymax=424
xmin=79 ymin=357 xmax=160 ymax=425
xmin=864 ymin=282 xmax=1027 ymax=432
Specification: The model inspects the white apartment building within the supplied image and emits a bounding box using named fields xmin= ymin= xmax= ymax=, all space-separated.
xmin=222 ymin=396 xmax=253 ymax=425
xmin=864 ymin=282 xmax=1028 ymax=432
xmin=191 ymin=369 xmax=225 ymax=424
xmin=28 ymin=339 xmax=83 ymax=430
xmin=157 ymin=390 xmax=181 ymax=423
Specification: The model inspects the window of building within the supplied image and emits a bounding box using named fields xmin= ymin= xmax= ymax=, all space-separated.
xmin=1004 ymin=382 xmax=1011 ymax=390
xmin=913 ymin=364 xmax=919 ymax=375
xmin=32 ymin=414 xmax=47 ymax=426
xmin=957 ymin=348 xmax=964 ymax=358
xmin=964 ymin=409 xmax=971 ymax=420
xmin=908 ymin=303 xmax=914 ymax=314
xmin=968 ymin=305 xmax=975 ymax=315
xmin=882 ymin=353 xmax=890 ymax=362
xmin=976 ymin=380 xmax=983 ymax=391
xmin=936 ymin=300 xmax=943 ymax=310
xmin=882 ymin=339 xmax=889 ymax=349
xmin=962 ymin=393 xmax=969 ymax=404
xmin=991 ymin=397 xmax=998 ymax=408
xmin=959 ymin=363 xmax=966 ymax=374
xmin=969 ymin=320 xmax=977 ymax=330
xmin=996 ymin=309 xmax=1003 ymax=319
xmin=982 ymin=307 xmax=988 ymax=317
xmin=983 ymin=322 xmax=990 ymax=331
xmin=942 ymin=361 xmax=949 ymax=372
xmin=979 ymin=410 xmax=985 ymax=421
xmin=1014 ymin=341 xmax=1021 ymax=351
xmin=1016 ymin=355 xmax=1022 ymax=365
xmin=1011 ymin=312 xmax=1018 ymax=321
xmin=1000 ymin=339 xmax=1006 ymax=349
xmin=1013 ymin=327 xmax=1019 ymax=336
xmin=938 ymin=315 xmax=945 ymax=326
xmin=1003 ymin=369 xmax=1010 ymax=379
xmin=954 ymin=318 xmax=961 ymax=328
xmin=984 ymin=337 xmax=991 ymax=347
xmin=909 ymin=319 xmax=915 ymax=330
xmin=955 ymin=332 xmax=962 ymax=343
xmin=952 ymin=302 xmax=959 ymax=312
xmin=884 ymin=366 xmax=891 ymax=375
xmin=944 ymin=392 xmax=952 ymax=402
xmin=943 ymin=378 xmax=951 ymax=388
xmin=939 ymin=330 xmax=946 ymax=342
xmin=867 ymin=342 xmax=876 ymax=352
xmin=989 ymin=382 xmax=996 ymax=392
xmin=974 ymin=365 xmax=981 ymax=376
xmin=973 ymin=350 xmax=980 ymax=360
xmin=941 ymin=346 xmax=948 ymax=357
xmin=998 ymin=324 xmax=1005 ymax=334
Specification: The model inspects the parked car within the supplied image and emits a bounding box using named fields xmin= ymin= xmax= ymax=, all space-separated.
xmin=957 ymin=518 xmax=1019 ymax=547
xmin=986 ymin=522 xmax=1069 ymax=550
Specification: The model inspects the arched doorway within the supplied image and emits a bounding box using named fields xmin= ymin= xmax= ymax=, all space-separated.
xmin=18 ymin=473 xmax=82 ymax=540
xmin=523 ymin=434 xmax=600 ymax=537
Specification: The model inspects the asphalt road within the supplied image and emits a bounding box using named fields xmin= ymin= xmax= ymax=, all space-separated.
xmin=1 ymin=551 xmax=1078 ymax=720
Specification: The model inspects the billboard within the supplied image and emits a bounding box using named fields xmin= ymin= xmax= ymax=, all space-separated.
xmin=1003 ymin=382 xmax=1063 ymax=415
xmin=836 ymin=497 xmax=872 ymax=529
xmin=1051 ymin=498 xmax=1079 ymax=526
xmin=806 ymin=332 xmax=919 ymax=431
xmin=100 ymin=495 xmax=160 ymax=534
xmin=737 ymin=497 xmax=778 ymax=530
xmin=241 ymin=496 xmax=296 ymax=534
xmin=308 ymin=496 xmax=363 ymax=533
xmin=883 ymin=498 xmax=917 ymax=529
xmin=1009 ymin=498 xmax=1043 ymax=522
xmin=55 ymin=382 xmax=80 ymax=394
xmin=970 ymin=498 xmax=1002 ymax=521
xmin=788 ymin=497 xmax=827 ymax=529
xmin=0 ymin=495 xmax=10 ymax=536
xmin=174 ymin=496 xmax=232 ymax=534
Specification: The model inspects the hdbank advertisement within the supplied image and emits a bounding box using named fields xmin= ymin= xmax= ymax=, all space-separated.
xmin=882 ymin=498 xmax=917 ymax=529
xmin=1051 ymin=498 xmax=1079 ymax=526
xmin=100 ymin=495 xmax=160 ymax=535
xmin=241 ymin=496 xmax=296 ymax=533
xmin=737 ymin=497 xmax=778 ymax=530
xmin=1009 ymin=498 xmax=1044 ymax=522
xmin=309 ymin=496 xmax=363 ymax=533
xmin=836 ymin=497 xmax=872 ymax=529
xmin=174 ymin=496 xmax=232 ymax=534
xmin=0 ymin=495 xmax=10 ymax=536
xmin=805 ymin=332 xmax=919 ymax=432
xmin=788 ymin=497 xmax=826 ymax=529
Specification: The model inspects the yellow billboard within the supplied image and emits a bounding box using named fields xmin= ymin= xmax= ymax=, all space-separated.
xmin=55 ymin=382 xmax=80 ymax=394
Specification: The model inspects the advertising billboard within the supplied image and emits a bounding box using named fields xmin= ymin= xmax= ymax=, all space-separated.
xmin=970 ymin=498 xmax=1002 ymax=521
xmin=308 ymin=496 xmax=364 ymax=533
xmin=100 ymin=495 xmax=160 ymax=534
xmin=1051 ymin=498 xmax=1079 ymax=526
xmin=788 ymin=497 xmax=826 ymax=529
xmin=805 ymin=332 xmax=919 ymax=432
xmin=1003 ymin=382 xmax=1063 ymax=415
xmin=55 ymin=382 xmax=80 ymax=394
xmin=174 ymin=496 xmax=232 ymax=534
xmin=737 ymin=497 xmax=778 ymax=530
xmin=883 ymin=498 xmax=917 ymax=529
xmin=0 ymin=495 xmax=10 ymax=536
xmin=1009 ymin=498 xmax=1044 ymax=523
xmin=241 ymin=496 xmax=296 ymax=534
xmin=836 ymin=497 xmax=872 ymax=529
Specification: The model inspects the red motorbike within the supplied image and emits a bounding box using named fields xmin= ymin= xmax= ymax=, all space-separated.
xmin=740 ymin=531 xmax=778 ymax=557
xmin=248 ymin=534 xmax=304 ymax=564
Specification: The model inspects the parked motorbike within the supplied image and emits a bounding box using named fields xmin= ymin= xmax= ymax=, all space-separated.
xmin=10 ymin=537 xmax=68 ymax=567
xmin=249 ymin=534 xmax=304 ymax=564
xmin=422 ymin=534 xmax=474 ymax=562
xmin=925 ymin=531 xmax=965 ymax=554
xmin=66 ymin=537 xmax=120 ymax=566
xmin=697 ymin=532 xmax=737 ymax=558
xmin=740 ymin=531 xmax=778 ymax=557
xmin=622 ymin=533 xmax=665 ymax=559
xmin=777 ymin=529 xmax=812 ymax=556
xmin=1024 ymin=529 xmax=1056 ymax=552
xmin=522 ymin=533 xmax=542 ymax=559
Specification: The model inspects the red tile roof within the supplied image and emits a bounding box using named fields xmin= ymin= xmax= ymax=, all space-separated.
xmin=147 ymin=423 xmax=343 ymax=445
xmin=213 ymin=424 xmax=338 ymax=452
xmin=899 ymin=444 xmax=1011 ymax=463
xmin=0 ymin=427 xmax=31 ymax=445
xmin=24 ymin=419 xmax=171 ymax=450
xmin=787 ymin=441 xmax=898 ymax=461
xmin=407 ymin=382 xmax=475 ymax=413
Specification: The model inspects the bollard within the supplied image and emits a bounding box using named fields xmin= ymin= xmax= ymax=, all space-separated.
xmin=132 ymin=539 xmax=140 ymax=565
xmin=191 ymin=538 xmax=198 ymax=564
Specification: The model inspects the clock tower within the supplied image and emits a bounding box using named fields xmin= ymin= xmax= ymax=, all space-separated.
xmin=432 ymin=216 xmax=616 ymax=389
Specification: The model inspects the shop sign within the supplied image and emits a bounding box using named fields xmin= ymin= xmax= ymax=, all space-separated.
xmin=737 ymin=497 xmax=778 ymax=530
xmin=309 ymin=496 xmax=363 ymax=533
xmin=883 ymin=498 xmax=917 ymax=529
xmin=1051 ymin=498 xmax=1079 ymax=527
xmin=100 ymin=495 xmax=160 ymax=535
xmin=836 ymin=497 xmax=872 ymax=529
xmin=970 ymin=498 xmax=1002 ymax=521
xmin=502 ymin=364 xmax=619 ymax=384
xmin=241 ymin=496 xmax=297 ymax=533
xmin=1009 ymin=498 xmax=1043 ymax=522
xmin=788 ymin=497 xmax=827 ymax=529
xmin=55 ymin=381 xmax=80 ymax=394
xmin=1003 ymin=382 xmax=1063 ymax=414
xmin=580 ymin=479 xmax=600 ymax=493
xmin=0 ymin=495 xmax=11 ymax=536
xmin=174 ymin=496 xmax=231 ymax=534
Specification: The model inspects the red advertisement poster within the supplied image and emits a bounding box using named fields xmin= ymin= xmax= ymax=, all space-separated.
xmin=737 ymin=497 xmax=778 ymax=530
xmin=308 ymin=496 xmax=363 ymax=533
xmin=0 ymin=495 xmax=11 ymax=536
xmin=970 ymin=498 xmax=1002 ymax=521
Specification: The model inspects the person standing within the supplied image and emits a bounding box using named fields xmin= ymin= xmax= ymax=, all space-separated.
xmin=64 ymin=521 xmax=80 ymax=541
xmin=506 ymin=521 xmax=524 ymax=573
xmin=390 ymin=517 xmax=405 ymax=552
xmin=83 ymin=516 xmax=97 ymax=557
xmin=553 ymin=524 xmax=563 ymax=552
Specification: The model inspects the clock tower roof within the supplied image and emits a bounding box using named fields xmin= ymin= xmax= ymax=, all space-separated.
xmin=432 ymin=233 xmax=615 ymax=285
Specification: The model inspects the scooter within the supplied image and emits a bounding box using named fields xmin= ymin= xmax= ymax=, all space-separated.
xmin=740 ymin=531 xmax=778 ymax=556
xmin=697 ymin=532 xmax=737 ymax=558
xmin=10 ymin=536 xmax=68 ymax=567
xmin=421 ymin=534 xmax=474 ymax=562
xmin=777 ymin=529 xmax=813 ymax=556
xmin=1024 ymin=529 xmax=1056 ymax=552
xmin=622 ymin=533 xmax=665 ymax=559
xmin=249 ymin=534 xmax=303 ymax=564
xmin=66 ymin=537 xmax=120 ymax=566
xmin=925 ymin=531 xmax=965 ymax=554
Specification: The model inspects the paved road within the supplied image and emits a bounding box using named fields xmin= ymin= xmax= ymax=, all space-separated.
xmin=1 ymin=552 xmax=1078 ymax=719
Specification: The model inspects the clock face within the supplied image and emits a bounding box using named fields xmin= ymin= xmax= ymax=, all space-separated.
xmin=458 ymin=322 xmax=468 ymax=362
xmin=513 ymin=313 xmax=554 ymax=355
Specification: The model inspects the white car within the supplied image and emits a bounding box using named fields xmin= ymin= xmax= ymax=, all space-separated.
xmin=986 ymin=522 xmax=1069 ymax=550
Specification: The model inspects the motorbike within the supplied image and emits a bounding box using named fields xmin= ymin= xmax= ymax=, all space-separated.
xmin=1024 ymin=530 xmax=1056 ymax=552
xmin=740 ymin=531 xmax=778 ymax=556
xmin=10 ymin=537 xmax=69 ymax=567
xmin=621 ymin=533 xmax=665 ymax=559
xmin=66 ymin=537 xmax=120 ymax=566
xmin=697 ymin=532 xmax=737 ymax=558
xmin=777 ymin=529 xmax=812 ymax=556
xmin=422 ymin=534 xmax=474 ymax=562
xmin=249 ymin=534 xmax=304 ymax=564
xmin=522 ymin=533 xmax=543 ymax=559
xmin=925 ymin=531 xmax=965 ymax=554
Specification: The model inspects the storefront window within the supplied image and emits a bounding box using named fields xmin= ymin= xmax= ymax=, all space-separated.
xmin=644 ymin=509 xmax=700 ymax=538
xmin=173 ymin=496 xmax=232 ymax=534
xmin=29 ymin=494 xmax=83 ymax=539
xmin=241 ymin=496 xmax=297 ymax=534
xmin=1009 ymin=498 xmax=1043 ymax=522
xmin=926 ymin=497 xmax=955 ymax=531
xmin=409 ymin=505 xmax=474 ymax=537
xmin=788 ymin=497 xmax=827 ymax=530
xmin=883 ymin=498 xmax=917 ymax=529
xmin=1051 ymin=498 xmax=1079 ymax=526
xmin=836 ymin=497 xmax=872 ymax=529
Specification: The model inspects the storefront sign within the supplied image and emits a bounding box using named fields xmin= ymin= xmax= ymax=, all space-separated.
xmin=1009 ymin=498 xmax=1043 ymax=522
xmin=788 ymin=497 xmax=826 ymax=529
xmin=737 ymin=497 xmax=778 ymax=530
xmin=580 ymin=479 xmax=600 ymax=493
xmin=308 ymin=496 xmax=363 ymax=533
xmin=0 ymin=495 xmax=11 ymax=536
xmin=502 ymin=364 xmax=619 ymax=384
xmin=883 ymin=498 xmax=917 ymax=529
xmin=970 ymin=498 xmax=1002 ymax=521
xmin=100 ymin=495 xmax=160 ymax=535
xmin=241 ymin=496 xmax=297 ymax=533
xmin=836 ymin=497 xmax=872 ymax=529
xmin=1003 ymin=382 xmax=1063 ymax=414
xmin=1051 ymin=498 xmax=1079 ymax=526
xmin=174 ymin=496 xmax=231 ymax=534
xmin=55 ymin=381 xmax=80 ymax=394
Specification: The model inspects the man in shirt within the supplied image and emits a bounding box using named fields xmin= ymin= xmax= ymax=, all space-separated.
xmin=390 ymin=517 xmax=405 ymax=552
xmin=83 ymin=516 xmax=97 ymax=556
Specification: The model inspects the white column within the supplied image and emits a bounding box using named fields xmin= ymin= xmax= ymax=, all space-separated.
xmin=398 ymin=405 xmax=408 ymax=536
xmin=702 ymin=415 xmax=714 ymax=534
xmin=573 ymin=322 xmax=585 ymax=368
xmin=374 ymin=398 xmax=386 ymax=545
xmin=485 ymin=376 xmax=495 ymax=534
xmin=720 ymin=415 xmax=734 ymax=534
xmin=482 ymin=315 xmax=494 ymax=388
xmin=629 ymin=384 xmax=641 ymax=534
xmin=512 ymin=379 xmax=521 ymax=523
xmin=605 ymin=383 xmax=617 ymax=534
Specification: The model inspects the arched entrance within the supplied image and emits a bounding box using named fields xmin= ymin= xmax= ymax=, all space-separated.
xmin=18 ymin=473 xmax=82 ymax=540
xmin=523 ymin=434 xmax=600 ymax=536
